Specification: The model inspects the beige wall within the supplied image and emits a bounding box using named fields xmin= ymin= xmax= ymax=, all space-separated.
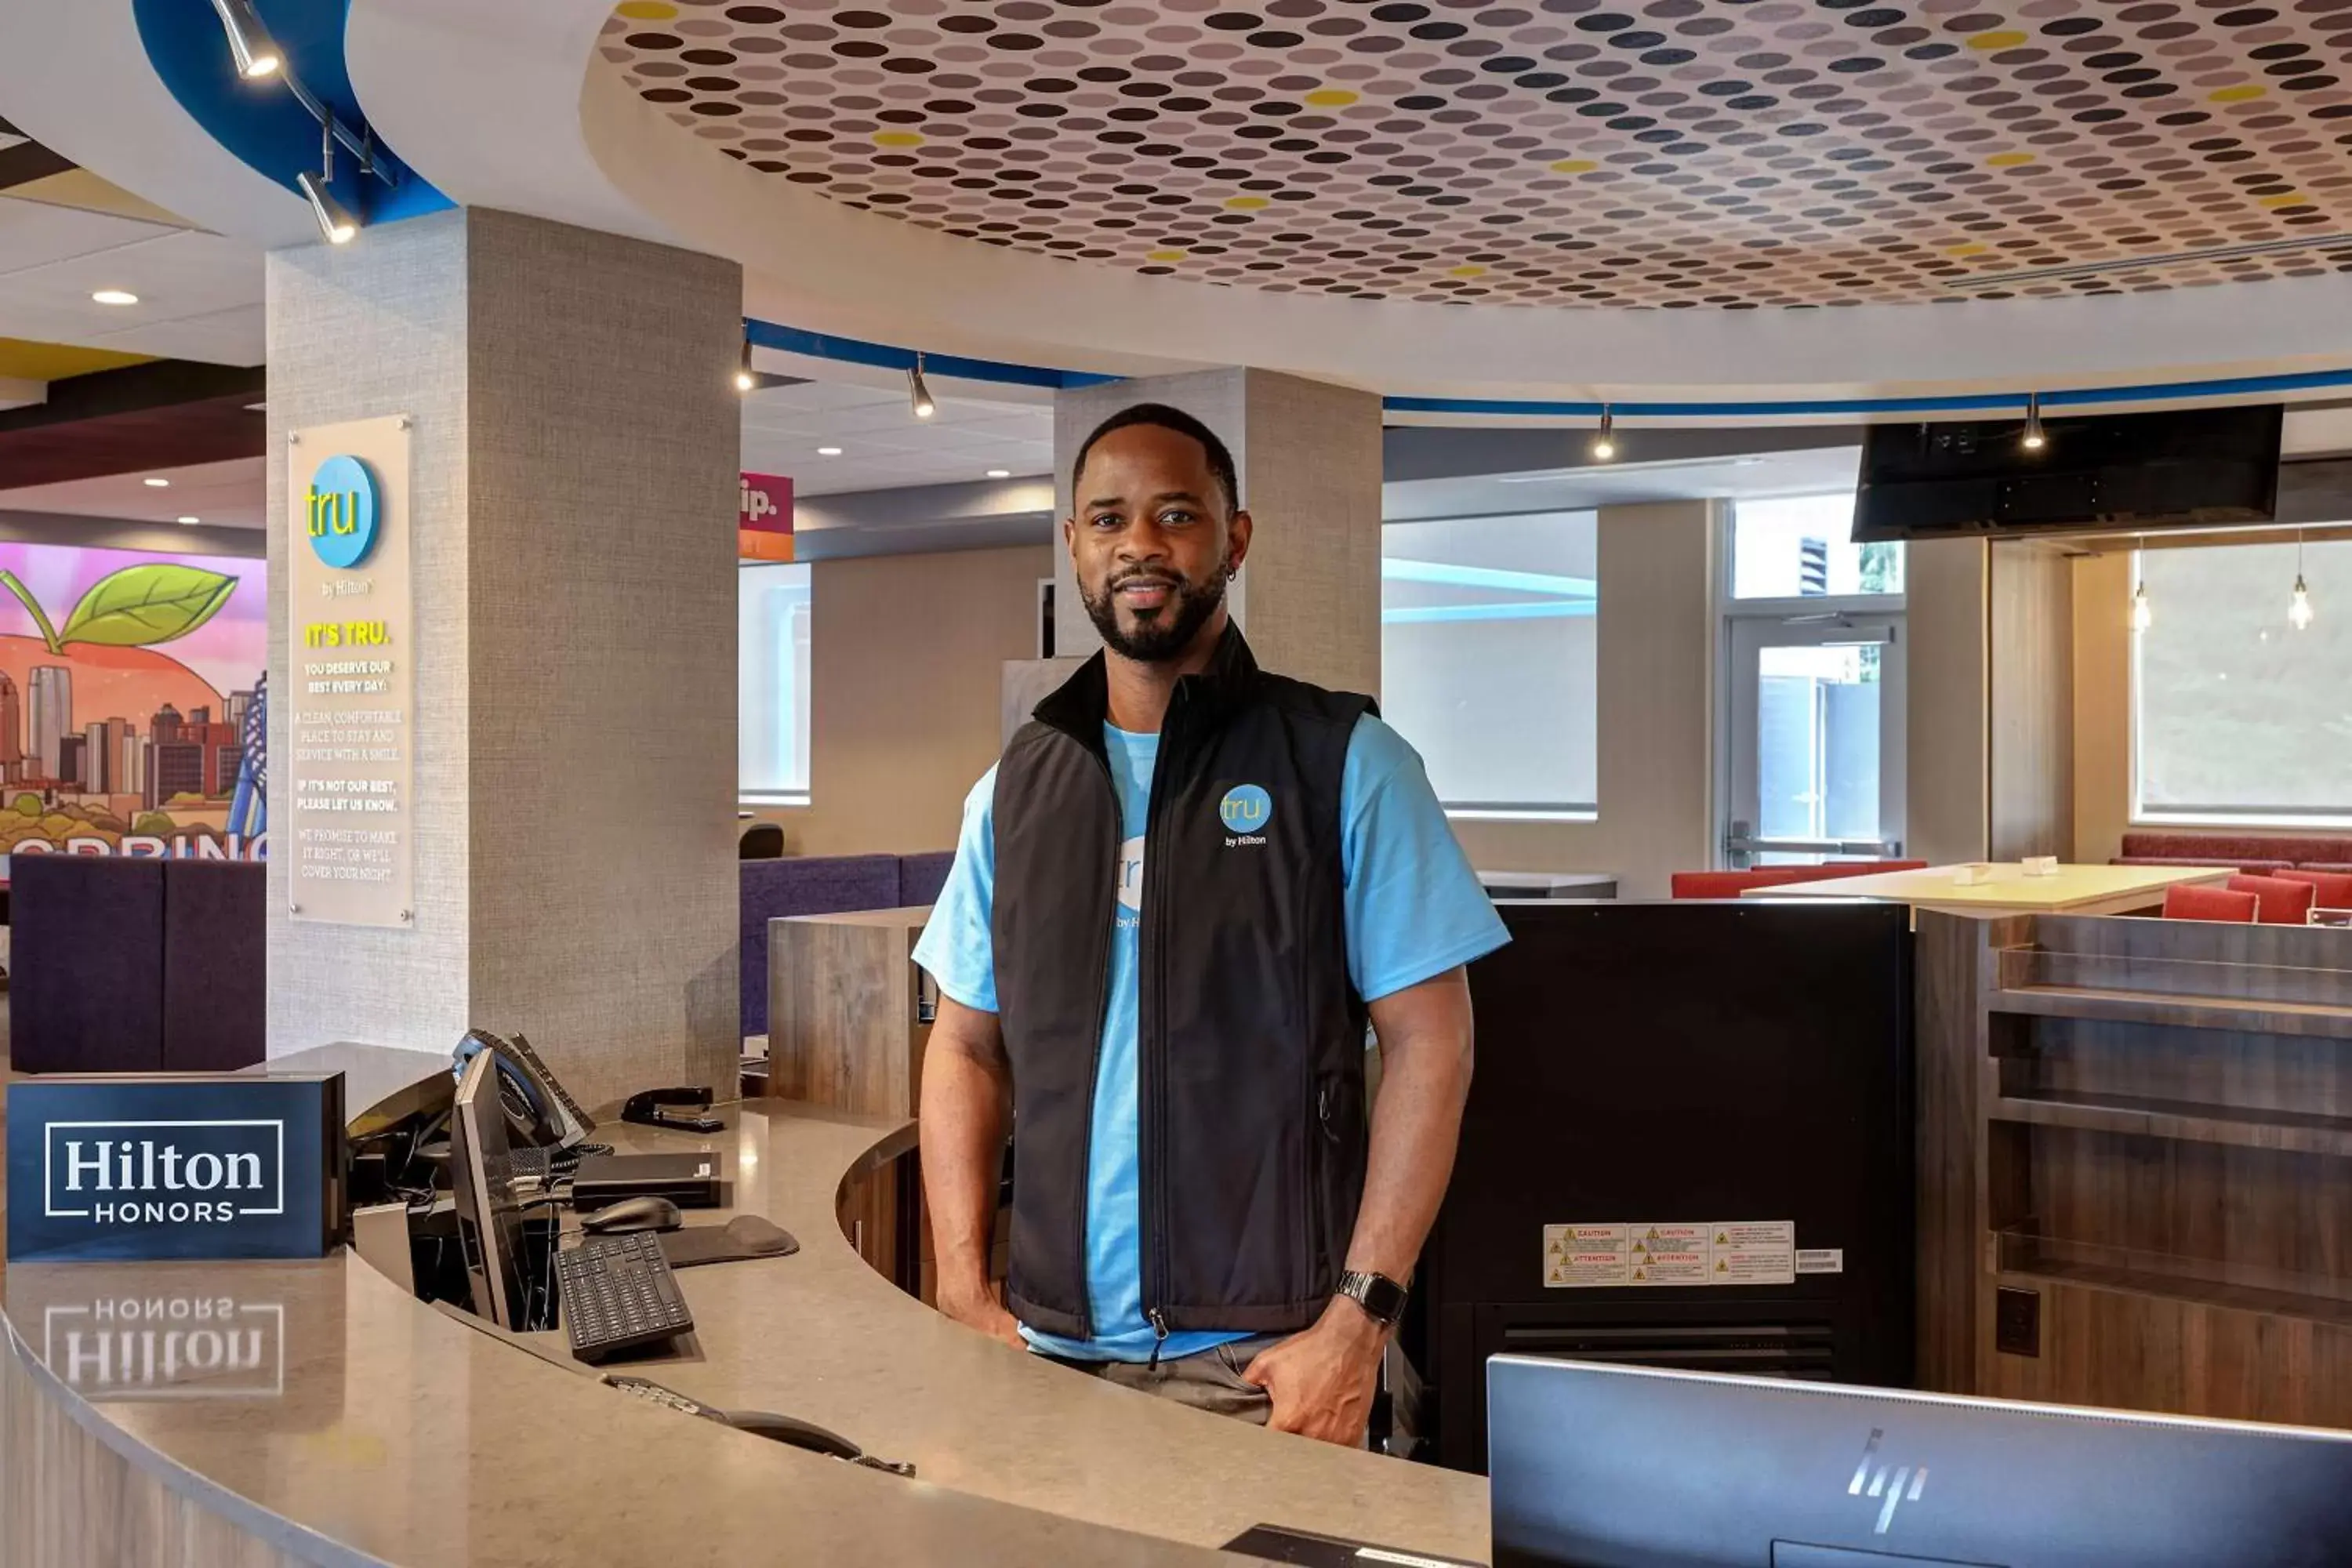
xmin=768 ymin=543 xmax=1052 ymax=856
xmin=2072 ymin=550 xmax=2133 ymax=864
xmin=1446 ymin=499 xmax=1715 ymax=899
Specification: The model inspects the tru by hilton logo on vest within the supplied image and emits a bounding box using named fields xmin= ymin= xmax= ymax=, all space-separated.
xmin=1220 ymin=784 xmax=1272 ymax=848
xmin=45 ymin=1120 xmax=285 ymax=1226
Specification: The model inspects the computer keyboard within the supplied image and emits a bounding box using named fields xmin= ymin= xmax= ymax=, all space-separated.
xmin=556 ymin=1229 xmax=695 ymax=1363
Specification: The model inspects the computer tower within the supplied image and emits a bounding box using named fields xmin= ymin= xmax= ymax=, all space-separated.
xmin=1422 ymin=899 xmax=1914 ymax=1473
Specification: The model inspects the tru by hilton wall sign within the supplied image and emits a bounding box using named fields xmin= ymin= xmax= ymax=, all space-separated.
xmin=287 ymin=416 xmax=415 ymax=928
xmin=304 ymin=455 xmax=381 ymax=570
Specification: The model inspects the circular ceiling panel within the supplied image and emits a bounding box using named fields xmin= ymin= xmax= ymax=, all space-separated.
xmin=596 ymin=0 xmax=2352 ymax=310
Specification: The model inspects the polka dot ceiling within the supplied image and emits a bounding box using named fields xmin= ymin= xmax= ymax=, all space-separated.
xmin=599 ymin=0 xmax=2352 ymax=309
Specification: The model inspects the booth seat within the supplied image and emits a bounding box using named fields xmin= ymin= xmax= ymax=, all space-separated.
xmin=2117 ymin=831 xmax=2352 ymax=872
xmin=12 ymin=855 xmax=264 ymax=1074
xmin=739 ymin=852 xmax=956 ymax=1039
xmin=1670 ymin=861 xmax=1927 ymax=899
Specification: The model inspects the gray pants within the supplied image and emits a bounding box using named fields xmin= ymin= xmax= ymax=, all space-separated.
xmin=1042 ymin=1334 xmax=1287 ymax=1425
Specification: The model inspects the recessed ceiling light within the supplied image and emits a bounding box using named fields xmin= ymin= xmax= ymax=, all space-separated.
xmin=817 ymin=446 xmax=843 ymax=456
xmin=986 ymin=468 xmax=1011 ymax=479
xmin=92 ymin=289 xmax=139 ymax=307
xmin=176 ymin=516 xmax=200 ymax=526
xmin=143 ymin=477 xmax=170 ymax=488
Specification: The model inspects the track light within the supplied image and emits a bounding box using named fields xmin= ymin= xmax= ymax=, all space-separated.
xmin=208 ymin=0 xmax=281 ymax=79
xmin=735 ymin=329 xmax=756 ymax=394
xmin=908 ymin=353 xmax=936 ymax=420
xmin=1589 ymin=405 xmax=1617 ymax=462
xmin=2021 ymin=393 xmax=2046 ymax=452
xmin=298 ymin=121 xmax=357 ymax=245
xmin=2291 ymin=532 xmax=2315 ymax=630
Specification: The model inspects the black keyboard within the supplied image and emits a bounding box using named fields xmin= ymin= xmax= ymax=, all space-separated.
xmin=556 ymin=1230 xmax=695 ymax=1363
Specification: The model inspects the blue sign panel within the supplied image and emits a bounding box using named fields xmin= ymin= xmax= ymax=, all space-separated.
xmin=7 ymin=1074 xmax=346 ymax=1262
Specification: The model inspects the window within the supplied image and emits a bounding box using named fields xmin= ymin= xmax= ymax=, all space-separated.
xmin=2133 ymin=539 xmax=2352 ymax=827
xmin=739 ymin=562 xmax=811 ymax=804
xmin=1731 ymin=493 xmax=1903 ymax=600
xmin=1380 ymin=511 xmax=1597 ymax=818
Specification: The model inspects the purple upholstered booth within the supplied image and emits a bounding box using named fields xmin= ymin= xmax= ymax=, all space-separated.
xmin=162 ymin=860 xmax=265 ymax=1071
xmin=898 ymin=851 xmax=956 ymax=909
xmin=12 ymin=855 xmax=167 ymax=1074
xmin=739 ymin=855 xmax=902 ymax=1039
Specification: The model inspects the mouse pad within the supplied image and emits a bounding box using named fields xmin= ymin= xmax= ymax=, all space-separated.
xmin=657 ymin=1215 xmax=800 ymax=1269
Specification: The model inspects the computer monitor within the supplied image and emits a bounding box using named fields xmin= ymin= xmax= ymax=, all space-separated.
xmin=449 ymin=1049 xmax=535 ymax=1330
xmin=1488 ymin=1357 xmax=2352 ymax=1567
xmin=451 ymin=1028 xmax=595 ymax=1151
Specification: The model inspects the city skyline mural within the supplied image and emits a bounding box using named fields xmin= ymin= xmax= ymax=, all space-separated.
xmin=0 ymin=543 xmax=266 ymax=864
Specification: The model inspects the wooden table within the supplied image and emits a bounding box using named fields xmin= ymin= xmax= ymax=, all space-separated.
xmin=1742 ymin=862 xmax=2234 ymax=917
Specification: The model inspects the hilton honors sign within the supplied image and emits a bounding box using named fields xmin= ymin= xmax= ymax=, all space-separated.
xmin=7 ymin=1075 xmax=346 ymax=1261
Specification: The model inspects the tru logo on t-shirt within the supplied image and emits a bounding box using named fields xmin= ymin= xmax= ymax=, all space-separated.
xmin=1116 ymin=836 xmax=1145 ymax=931
xmin=1220 ymin=785 xmax=1271 ymax=848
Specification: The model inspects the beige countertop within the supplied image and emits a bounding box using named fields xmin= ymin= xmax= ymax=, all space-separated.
xmin=0 ymin=1047 xmax=1489 ymax=1567
xmin=1742 ymin=861 xmax=2232 ymax=916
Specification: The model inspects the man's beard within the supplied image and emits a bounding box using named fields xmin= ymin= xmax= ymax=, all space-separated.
xmin=1080 ymin=564 xmax=1227 ymax=662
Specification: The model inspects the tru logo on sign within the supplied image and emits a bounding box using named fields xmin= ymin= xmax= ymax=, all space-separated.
xmin=305 ymin=454 xmax=380 ymax=570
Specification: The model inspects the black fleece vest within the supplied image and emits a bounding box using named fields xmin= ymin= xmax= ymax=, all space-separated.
xmin=991 ymin=626 xmax=1373 ymax=1341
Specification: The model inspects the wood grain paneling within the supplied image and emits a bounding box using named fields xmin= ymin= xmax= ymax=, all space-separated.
xmin=1989 ymin=540 xmax=2073 ymax=862
xmin=1922 ymin=903 xmax=2352 ymax=1424
xmin=2 ymin=1335 xmax=305 ymax=1568
xmin=768 ymin=909 xmax=929 ymax=1119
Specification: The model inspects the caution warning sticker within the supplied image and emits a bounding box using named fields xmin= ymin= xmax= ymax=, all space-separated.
xmin=1544 ymin=1220 xmax=1798 ymax=1287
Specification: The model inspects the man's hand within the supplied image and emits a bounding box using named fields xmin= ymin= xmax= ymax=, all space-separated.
xmin=937 ymin=1277 xmax=1026 ymax=1352
xmin=1241 ymin=1299 xmax=1385 ymax=1444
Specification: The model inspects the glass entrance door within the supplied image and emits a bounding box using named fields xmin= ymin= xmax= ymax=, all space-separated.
xmin=1726 ymin=615 xmax=1906 ymax=866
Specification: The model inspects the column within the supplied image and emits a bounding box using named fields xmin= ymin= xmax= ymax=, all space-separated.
xmin=266 ymin=207 xmax=741 ymax=1106
xmin=1049 ymin=368 xmax=1385 ymax=698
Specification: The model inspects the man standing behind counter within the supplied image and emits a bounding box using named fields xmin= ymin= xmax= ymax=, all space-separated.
xmin=914 ymin=404 xmax=1507 ymax=1446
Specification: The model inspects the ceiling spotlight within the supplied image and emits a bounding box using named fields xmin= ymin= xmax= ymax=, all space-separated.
xmin=2021 ymin=392 xmax=2047 ymax=452
xmin=1588 ymin=405 xmax=1617 ymax=463
xmin=176 ymin=516 xmax=200 ymax=526
xmin=735 ymin=328 xmax=756 ymax=394
xmin=143 ymin=477 xmax=170 ymax=488
xmin=908 ymin=352 xmax=936 ymax=420
xmin=208 ymin=0 xmax=281 ymax=79
xmin=297 ymin=121 xmax=357 ymax=245
xmin=817 ymin=446 xmax=843 ymax=456
xmin=986 ymin=468 xmax=1011 ymax=479
xmin=91 ymin=289 xmax=140 ymax=307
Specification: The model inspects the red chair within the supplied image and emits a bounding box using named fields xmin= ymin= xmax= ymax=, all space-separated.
xmin=2163 ymin=884 xmax=2259 ymax=923
xmin=2227 ymin=874 xmax=2319 ymax=925
xmin=1670 ymin=869 xmax=1803 ymax=899
xmin=2274 ymin=870 xmax=2352 ymax=913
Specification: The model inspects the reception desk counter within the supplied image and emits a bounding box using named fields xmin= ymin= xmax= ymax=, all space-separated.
xmin=0 ymin=1046 xmax=1489 ymax=1566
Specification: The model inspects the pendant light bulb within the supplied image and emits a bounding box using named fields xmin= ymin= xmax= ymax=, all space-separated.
xmin=735 ymin=330 xmax=756 ymax=394
xmin=908 ymin=353 xmax=937 ymax=420
xmin=2021 ymin=393 xmax=2046 ymax=452
xmin=208 ymin=0 xmax=281 ymax=79
xmin=2290 ymin=573 xmax=2314 ymax=631
xmin=297 ymin=120 xmax=357 ymax=245
xmin=1588 ymin=405 xmax=1617 ymax=463
xmin=2132 ymin=578 xmax=2153 ymax=633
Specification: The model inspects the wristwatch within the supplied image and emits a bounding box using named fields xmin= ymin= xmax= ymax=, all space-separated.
xmin=1335 ymin=1269 xmax=1410 ymax=1328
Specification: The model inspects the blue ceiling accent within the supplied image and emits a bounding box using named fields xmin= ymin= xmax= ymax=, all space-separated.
xmin=752 ymin=317 xmax=2352 ymax=423
xmin=1381 ymin=558 xmax=1595 ymax=599
xmin=746 ymin=321 xmax=1119 ymax=390
xmin=132 ymin=0 xmax=448 ymax=228
xmin=1383 ymin=602 xmax=1595 ymax=624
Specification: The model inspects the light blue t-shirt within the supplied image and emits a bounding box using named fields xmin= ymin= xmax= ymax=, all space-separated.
xmin=912 ymin=713 xmax=1508 ymax=1363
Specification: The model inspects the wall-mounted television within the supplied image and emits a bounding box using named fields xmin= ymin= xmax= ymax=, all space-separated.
xmin=1851 ymin=404 xmax=2282 ymax=543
